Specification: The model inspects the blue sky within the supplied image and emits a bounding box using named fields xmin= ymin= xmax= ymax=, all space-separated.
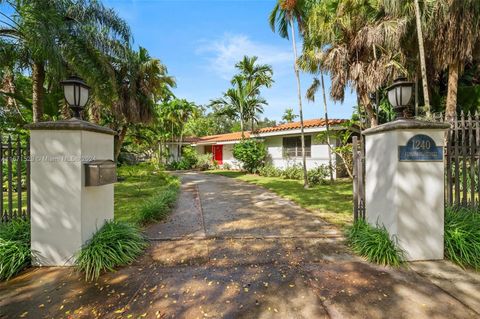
xmin=107 ymin=0 xmax=357 ymax=121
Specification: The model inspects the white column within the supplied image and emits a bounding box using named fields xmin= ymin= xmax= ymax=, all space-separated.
xmin=28 ymin=120 xmax=115 ymax=266
xmin=364 ymin=120 xmax=450 ymax=261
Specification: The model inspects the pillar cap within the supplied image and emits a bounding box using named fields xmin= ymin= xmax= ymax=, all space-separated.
xmin=26 ymin=118 xmax=116 ymax=135
xmin=362 ymin=119 xmax=451 ymax=136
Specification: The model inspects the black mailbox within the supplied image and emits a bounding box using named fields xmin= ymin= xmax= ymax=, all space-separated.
xmin=84 ymin=160 xmax=117 ymax=186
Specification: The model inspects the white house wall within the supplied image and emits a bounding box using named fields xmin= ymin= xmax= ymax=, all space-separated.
xmin=263 ymin=135 xmax=335 ymax=172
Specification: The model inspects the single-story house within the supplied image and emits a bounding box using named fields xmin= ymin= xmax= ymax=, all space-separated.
xmin=167 ymin=118 xmax=349 ymax=177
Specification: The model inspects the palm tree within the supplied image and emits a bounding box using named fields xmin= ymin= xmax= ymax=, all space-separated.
xmin=112 ymin=47 xmax=176 ymax=159
xmin=269 ymin=0 xmax=309 ymax=188
xmin=235 ymin=56 xmax=273 ymax=130
xmin=0 ymin=0 xmax=131 ymax=122
xmin=210 ymin=76 xmax=267 ymax=138
xmin=427 ymin=0 xmax=480 ymax=121
xmin=282 ymin=108 xmax=298 ymax=122
xmin=304 ymin=0 xmax=408 ymax=127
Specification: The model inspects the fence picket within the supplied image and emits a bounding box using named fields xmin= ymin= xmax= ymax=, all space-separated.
xmin=454 ymin=117 xmax=460 ymax=205
xmin=7 ymin=136 xmax=13 ymax=220
xmin=16 ymin=136 xmax=22 ymax=215
xmin=461 ymin=112 xmax=468 ymax=204
xmin=476 ymin=112 xmax=480 ymax=206
xmin=468 ymin=113 xmax=475 ymax=205
xmin=446 ymin=125 xmax=453 ymax=204
xmin=26 ymin=139 xmax=31 ymax=219
xmin=0 ymin=134 xmax=30 ymax=223
xmin=0 ymin=133 xmax=3 ymax=221
xmin=353 ymin=136 xmax=359 ymax=222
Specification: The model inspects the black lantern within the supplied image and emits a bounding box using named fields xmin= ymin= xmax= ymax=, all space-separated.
xmin=60 ymin=76 xmax=90 ymax=119
xmin=386 ymin=77 xmax=414 ymax=119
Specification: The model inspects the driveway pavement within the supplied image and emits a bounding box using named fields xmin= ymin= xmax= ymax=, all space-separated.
xmin=0 ymin=172 xmax=477 ymax=318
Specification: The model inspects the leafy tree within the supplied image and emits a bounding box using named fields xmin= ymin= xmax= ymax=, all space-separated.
xmin=109 ymin=47 xmax=176 ymax=159
xmin=270 ymin=0 xmax=309 ymax=187
xmin=282 ymin=108 xmax=298 ymax=123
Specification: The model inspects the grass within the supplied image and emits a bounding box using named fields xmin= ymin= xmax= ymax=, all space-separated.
xmin=115 ymin=163 xmax=180 ymax=224
xmin=75 ymin=220 xmax=148 ymax=281
xmin=0 ymin=219 xmax=30 ymax=280
xmin=445 ymin=206 xmax=480 ymax=270
xmin=346 ymin=219 xmax=406 ymax=267
xmin=209 ymin=170 xmax=353 ymax=228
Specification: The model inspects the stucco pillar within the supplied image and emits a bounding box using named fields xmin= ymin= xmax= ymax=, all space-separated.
xmin=363 ymin=119 xmax=450 ymax=261
xmin=27 ymin=119 xmax=115 ymax=266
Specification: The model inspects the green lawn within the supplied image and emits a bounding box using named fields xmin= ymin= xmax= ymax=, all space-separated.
xmin=209 ymin=170 xmax=353 ymax=228
xmin=114 ymin=163 xmax=179 ymax=224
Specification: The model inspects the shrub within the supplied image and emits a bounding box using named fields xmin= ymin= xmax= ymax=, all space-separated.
xmin=137 ymin=182 xmax=180 ymax=225
xmin=346 ymin=219 xmax=405 ymax=267
xmin=307 ymin=165 xmax=330 ymax=185
xmin=222 ymin=162 xmax=232 ymax=170
xmin=195 ymin=154 xmax=215 ymax=171
xmin=232 ymin=140 xmax=267 ymax=173
xmin=181 ymin=146 xmax=198 ymax=168
xmin=444 ymin=206 xmax=480 ymax=270
xmin=0 ymin=219 xmax=31 ymax=281
xmin=282 ymin=164 xmax=303 ymax=180
xmin=258 ymin=164 xmax=282 ymax=177
xmin=75 ymin=221 xmax=148 ymax=281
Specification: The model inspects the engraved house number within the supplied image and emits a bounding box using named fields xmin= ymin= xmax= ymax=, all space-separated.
xmin=399 ymin=134 xmax=443 ymax=162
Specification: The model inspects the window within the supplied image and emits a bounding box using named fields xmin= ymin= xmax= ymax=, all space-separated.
xmin=283 ymin=136 xmax=311 ymax=157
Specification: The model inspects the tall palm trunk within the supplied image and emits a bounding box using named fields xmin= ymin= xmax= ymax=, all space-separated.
xmin=320 ymin=72 xmax=334 ymax=182
xmin=32 ymin=61 xmax=45 ymax=123
xmin=114 ymin=126 xmax=128 ymax=160
xmin=360 ymin=94 xmax=378 ymax=127
xmin=414 ymin=0 xmax=431 ymax=116
xmin=446 ymin=60 xmax=459 ymax=122
xmin=290 ymin=19 xmax=308 ymax=188
xmin=240 ymin=103 xmax=245 ymax=138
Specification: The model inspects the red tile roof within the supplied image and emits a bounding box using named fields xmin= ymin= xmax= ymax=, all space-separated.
xmin=189 ymin=118 xmax=346 ymax=144
xmin=255 ymin=118 xmax=345 ymax=133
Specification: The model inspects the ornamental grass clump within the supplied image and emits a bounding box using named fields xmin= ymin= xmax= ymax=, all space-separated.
xmin=346 ymin=219 xmax=405 ymax=267
xmin=75 ymin=221 xmax=147 ymax=281
xmin=0 ymin=219 xmax=31 ymax=281
xmin=444 ymin=206 xmax=480 ymax=270
xmin=137 ymin=182 xmax=180 ymax=225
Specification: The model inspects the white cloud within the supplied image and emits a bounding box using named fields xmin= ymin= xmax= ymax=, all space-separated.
xmin=196 ymin=33 xmax=293 ymax=80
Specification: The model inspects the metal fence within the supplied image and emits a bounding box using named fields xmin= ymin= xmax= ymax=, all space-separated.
xmin=445 ymin=112 xmax=480 ymax=207
xmin=1 ymin=134 xmax=30 ymax=223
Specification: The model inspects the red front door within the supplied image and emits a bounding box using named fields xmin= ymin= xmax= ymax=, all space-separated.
xmin=212 ymin=145 xmax=223 ymax=165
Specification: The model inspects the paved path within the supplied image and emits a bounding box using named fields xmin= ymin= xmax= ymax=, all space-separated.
xmin=0 ymin=172 xmax=478 ymax=318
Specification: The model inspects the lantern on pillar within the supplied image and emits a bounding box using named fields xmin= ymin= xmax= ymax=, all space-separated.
xmin=386 ymin=77 xmax=414 ymax=119
xmin=60 ymin=76 xmax=90 ymax=119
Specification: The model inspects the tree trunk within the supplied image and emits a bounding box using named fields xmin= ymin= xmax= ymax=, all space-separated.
xmin=414 ymin=0 xmax=431 ymax=116
xmin=445 ymin=60 xmax=459 ymax=122
xmin=114 ymin=126 xmax=128 ymax=160
xmin=360 ymin=94 xmax=378 ymax=127
xmin=32 ymin=61 xmax=45 ymax=123
xmin=290 ymin=19 xmax=308 ymax=188
xmin=240 ymin=104 xmax=245 ymax=138
xmin=321 ymin=72 xmax=334 ymax=182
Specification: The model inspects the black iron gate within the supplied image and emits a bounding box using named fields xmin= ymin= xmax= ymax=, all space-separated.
xmin=1 ymin=134 xmax=30 ymax=223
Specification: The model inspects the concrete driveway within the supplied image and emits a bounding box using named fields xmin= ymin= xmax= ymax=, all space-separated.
xmin=0 ymin=172 xmax=477 ymax=319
